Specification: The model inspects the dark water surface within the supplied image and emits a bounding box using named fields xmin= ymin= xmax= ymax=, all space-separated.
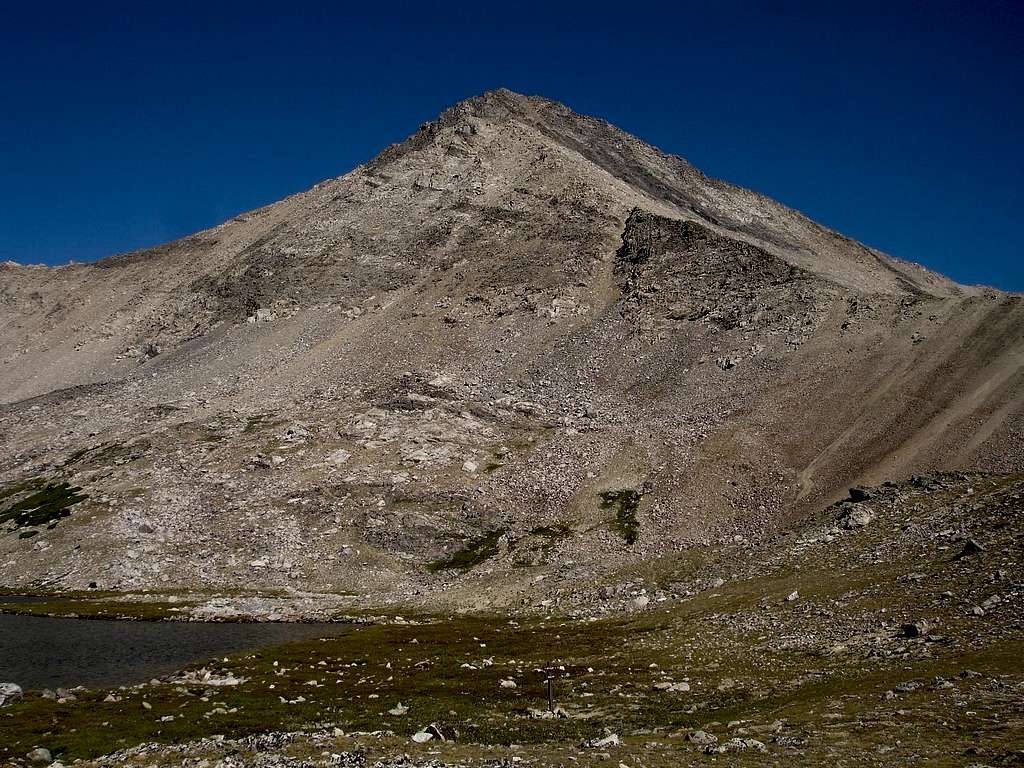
xmin=0 ymin=613 xmax=352 ymax=689
xmin=0 ymin=594 xmax=63 ymax=604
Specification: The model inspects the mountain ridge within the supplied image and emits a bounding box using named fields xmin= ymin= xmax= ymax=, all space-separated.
xmin=4 ymin=89 xmax=973 ymax=296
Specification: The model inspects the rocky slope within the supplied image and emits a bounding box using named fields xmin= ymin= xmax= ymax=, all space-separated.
xmin=1 ymin=89 xmax=1022 ymax=614
xmin=3 ymin=472 xmax=1022 ymax=766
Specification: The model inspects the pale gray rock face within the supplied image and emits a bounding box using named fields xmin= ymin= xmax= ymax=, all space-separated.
xmin=0 ymin=89 xmax=1022 ymax=615
xmin=0 ymin=682 xmax=23 ymax=707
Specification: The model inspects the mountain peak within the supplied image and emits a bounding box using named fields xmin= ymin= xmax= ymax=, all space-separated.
xmin=449 ymin=87 xmax=535 ymax=112
xmin=0 ymin=90 xmax=1022 ymax=639
xmin=364 ymin=90 xmax=961 ymax=298
xmin=443 ymin=87 xmax=566 ymax=121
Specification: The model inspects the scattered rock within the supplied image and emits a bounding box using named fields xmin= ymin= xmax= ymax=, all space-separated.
xmin=27 ymin=748 xmax=52 ymax=764
xmin=582 ymin=732 xmax=621 ymax=748
xmin=172 ymin=669 xmax=247 ymax=687
xmin=529 ymin=706 xmax=569 ymax=719
xmin=714 ymin=738 xmax=767 ymax=754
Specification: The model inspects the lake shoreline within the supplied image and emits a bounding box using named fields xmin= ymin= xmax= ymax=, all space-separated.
xmin=0 ymin=588 xmax=382 ymax=623
xmin=0 ymin=612 xmax=357 ymax=690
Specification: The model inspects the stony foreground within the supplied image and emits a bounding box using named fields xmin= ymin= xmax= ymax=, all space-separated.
xmin=2 ymin=473 xmax=1022 ymax=767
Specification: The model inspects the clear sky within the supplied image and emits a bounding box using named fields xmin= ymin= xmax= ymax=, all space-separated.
xmin=1 ymin=1 xmax=1021 ymax=290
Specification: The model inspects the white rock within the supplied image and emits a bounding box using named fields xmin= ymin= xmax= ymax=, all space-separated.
xmin=327 ymin=448 xmax=352 ymax=465
xmin=27 ymin=747 xmax=51 ymax=764
xmin=0 ymin=682 xmax=23 ymax=707
xmin=586 ymin=733 xmax=620 ymax=748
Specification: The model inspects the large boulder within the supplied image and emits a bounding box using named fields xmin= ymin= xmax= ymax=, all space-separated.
xmin=901 ymin=619 xmax=931 ymax=638
xmin=848 ymin=486 xmax=873 ymax=503
xmin=838 ymin=503 xmax=874 ymax=529
xmin=0 ymin=682 xmax=23 ymax=707
xmin=27 ymin=747 xmax=52 ymax=764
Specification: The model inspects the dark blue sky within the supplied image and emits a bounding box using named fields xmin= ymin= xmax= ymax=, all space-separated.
xmin=2 ymin=1 xmax=1021 ymax=290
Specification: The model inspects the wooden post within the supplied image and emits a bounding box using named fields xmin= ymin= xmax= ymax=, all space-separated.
xmin=544 ymin=660 xmax=556 ymax=712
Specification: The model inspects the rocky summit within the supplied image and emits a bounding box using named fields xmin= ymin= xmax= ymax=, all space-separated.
xmin=1 ymin=89 xmax=1022 ymax=766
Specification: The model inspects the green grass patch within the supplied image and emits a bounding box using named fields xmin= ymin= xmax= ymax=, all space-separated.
xmin=243 ymin=414 xmax=284 ymax=433
xmin=0 ymin=481 xmax=88 ymax=531
xmin=529 ymin=523 xmax=573 ymax=540
xmin=0 ymin=597 xmax=194 ymax=621
xmin=511 ymin=523 xmax=575 ymax=567
xmin=429 ymin=529 xmax=508 ymax=571
xmin=600 ymin=489 xmax=641 ymax=545
xmin=0 ymin=477 xmax=45 ymax=503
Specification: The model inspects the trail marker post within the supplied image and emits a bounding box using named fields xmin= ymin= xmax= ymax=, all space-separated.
xmin=543 ymin=661 xmax=558 ymax=712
